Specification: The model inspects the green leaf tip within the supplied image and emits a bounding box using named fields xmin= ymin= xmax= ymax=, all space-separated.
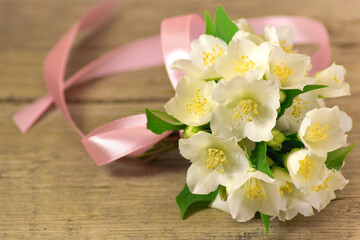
xmin=176 ymin=184 xmax=219 ymax=220
xmin=204 ymin=11 xmax=216 ymax=36
xmin=204 ymin=77 xmax=222 ymax=82
xmin=260 ymin=213 xmax=270 ymax=235
xmin=145 ymin=108 xmax=186 ymax=135
xmin=214 ymin=4 xmax=239 ymax=44
xmin=325 ymin=143 xmax=355 ymax=170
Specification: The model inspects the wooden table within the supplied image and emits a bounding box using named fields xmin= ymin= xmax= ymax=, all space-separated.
xmin=1 ymin=0 xmax=359 ymax=239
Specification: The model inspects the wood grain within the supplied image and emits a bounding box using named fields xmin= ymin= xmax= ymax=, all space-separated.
xmin=1 ymin=0 xmax=359 ymax=239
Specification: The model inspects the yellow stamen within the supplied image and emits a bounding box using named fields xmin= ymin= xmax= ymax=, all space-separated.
xmin=203 ymin=43 xmax=224 ymax=66
xmin=206 ymin=148 xmax=228 ymax=174
xmin=333 ymin=74 xmax=340 ymax=83
xmin=304 ymin=122 xmax=328 ymax=143
xmin=282 ymin=45 xmax=294 ymax=53
xmin=234 ymin=56 xmax=255 ymax=76
xmin=233 ymin=99 xmax=259 ymax=122
xmin=185 ymin=90 xmax=208 ymax=117
xmin=279 ymin=181 xmax=293 ymax=196
xmin=280 ymin=40 xmax=294 ymax=53
xmin=299 ymin=155 xmax=316 ymax=178
xmin=243 ymin=178 xmax=267 ymax=203
xmin=274 ymin=62 xmax=292 ymax=84
xmin=290 ymin=97 xmax=308 ymax=123
xmin=311 ymin=177 xmax=329 ymax=192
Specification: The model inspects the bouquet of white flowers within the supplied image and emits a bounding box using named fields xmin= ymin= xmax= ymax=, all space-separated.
xmin=145 ymin=5 xmax=354 ymax=233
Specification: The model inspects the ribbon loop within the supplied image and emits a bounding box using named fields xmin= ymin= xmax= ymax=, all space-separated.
xmin=161 ymin=14 xmax=204 ymax=88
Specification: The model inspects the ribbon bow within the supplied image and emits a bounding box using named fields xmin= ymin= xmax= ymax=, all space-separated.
xmin=13 ymin=0 xmax=330 ymax=166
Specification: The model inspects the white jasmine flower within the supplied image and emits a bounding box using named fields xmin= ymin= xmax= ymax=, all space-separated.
xmin=314 ymin=63 xmax=350 ymax=98
xmin=266 ymin=46 xmax=313 ymax=90
xmin=179 ymin=132 xmax=249 ymax=194
xmin=171 ymin=35 xmax=227 ymax=80
xmin=211 ymin=74 xmax=280 ymax=142
xmin=286 ymin=149 xmax=328 ymax=189
xmin=305 ymin=170 xmax=349 ymax=211
xmin=233 ymin=18 xmax=264 ymax=45
xmin=272 ymin=167 xmax=313 ymax=221
xmin=278 ymin=91 xmax=325 ymax=134
xmin=227 ymin=171 xmax=281 ymax=222
xmin=234 ymin=18 xmax=257 ymax=35
xmin=215 ymin=37 xmax=271 ymax=80
xmin=210 ymin=194 xmax=230 ymax=214
xmin=164 ymin=76 xmax=217 ymax=126
xmin=274 ymin=116 xmax=290 ymax=132
xmin=232 ymin=30 xmax=265 ymax=46
xmin=264 ymin=25 xmax=294 ymax=53
xmin=298 ymin=106 xmax=352 ymax=157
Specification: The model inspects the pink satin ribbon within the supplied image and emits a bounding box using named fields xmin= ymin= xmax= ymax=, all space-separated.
xmin=13 ymin=1 xmax=331 ymax=166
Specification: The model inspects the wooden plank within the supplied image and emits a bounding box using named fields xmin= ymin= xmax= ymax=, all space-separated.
xmin=1 ymin=0 xmax=360 ymax=101
xmin=1 ymin=102 xmax=359 ymax=239
xmin=1 ymin=0 xmax=360 ymax=239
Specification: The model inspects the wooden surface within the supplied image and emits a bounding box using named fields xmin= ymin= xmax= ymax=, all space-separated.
xmin=1 ymin=0 xmax=360 ymax=239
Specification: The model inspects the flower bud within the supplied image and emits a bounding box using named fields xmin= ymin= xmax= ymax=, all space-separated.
xmin=182 ymin=125 xmax=201 ymax=139
xmin=219 ymin=185 xmax=229 ymax=201
xmin=279 ymin=90 xmax=286 ymax=103
xmin=266 ymin=129 xmax=286 ymax=150
xmin=267 ymin=156 xmax=275 ymax=167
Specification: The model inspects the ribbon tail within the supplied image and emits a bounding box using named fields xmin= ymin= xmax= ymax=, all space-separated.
xmin=81 ymin=114 xmax=171 ymax=166
xmin=12 ymin=95 xmax=53 ymax=133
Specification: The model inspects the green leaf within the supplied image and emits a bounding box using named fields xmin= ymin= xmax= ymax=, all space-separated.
xmin=214 ymin=5 xmax=239 ymax=44
xmin=277 ymin=85 xmax=327 ymax=119
xmin=145 ymin=108 xmax=186 ymax=135
xmin=204 ymin=11 xmax=216 ymax=36
xmin=250 ymin=142 xmax=273 ymax=178
xmin=281 ymin=139 xmax=305 ymax=153
xmin=176 ymin=184 xmax=219 ymax=219
xmin=266 ymin=146 xmax=284 ymax=164
xmin=325 ymin=143 xmax=355 ymax=170
xmin=260 ymin=213 xmax=270 ymax=235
